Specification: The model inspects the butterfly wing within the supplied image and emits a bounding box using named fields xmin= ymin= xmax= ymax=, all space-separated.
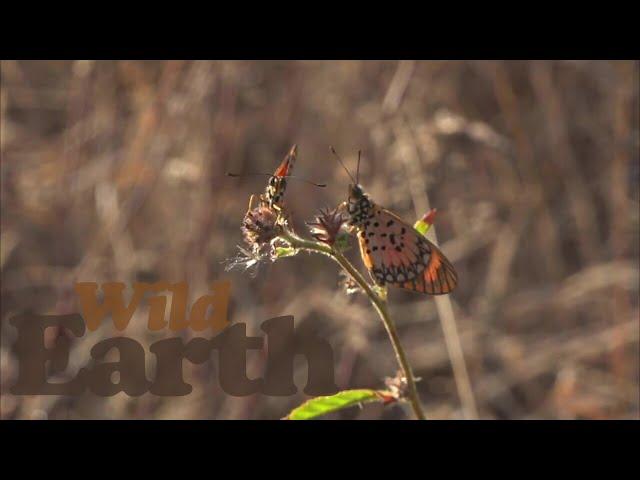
xmin=357 ymin=208 xmax=457 ymax=295
xmin=273 ymin=144 xmax=296 ymax=178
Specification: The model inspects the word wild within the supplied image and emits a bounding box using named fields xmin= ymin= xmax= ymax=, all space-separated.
xmin=74 ymin=281 xmax=231 ymax=332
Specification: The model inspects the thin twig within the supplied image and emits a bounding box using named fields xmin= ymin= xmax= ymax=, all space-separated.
xmin=394 ymin=117 xmax=479 ymax=419
xmin=381 ymin=62 xmax=478 ymax=419
xmin=279 ymin=229 xmax=427 ymax=420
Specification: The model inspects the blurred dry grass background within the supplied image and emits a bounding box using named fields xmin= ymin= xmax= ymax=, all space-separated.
xmin=1 ymin=60 xmax=638 ymax=420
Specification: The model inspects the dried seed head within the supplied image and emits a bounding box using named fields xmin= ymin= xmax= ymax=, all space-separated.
xmin=306 ymin=206 xmax=346 ymax=245
xmin=242 ymin=204 xmax=280 ymax=247
xmin=224 ymin=244 xmax=271 ymax=278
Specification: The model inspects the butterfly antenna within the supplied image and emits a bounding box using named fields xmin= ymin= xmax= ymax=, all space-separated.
xmin=287 ymin=176 xmax=326 ymax=187
xmin=225 ymin=172 xmax=273 ymax=178
xmin=226 ymin=172 xmax=325 ymax=188
xmin=330 ymin=146 xmax=356 ymax=184
xmin=356 ymin=150 xmax=361 ymax=185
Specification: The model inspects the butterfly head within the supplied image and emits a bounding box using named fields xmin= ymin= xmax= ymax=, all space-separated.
xmin=347 ymin=183 xmax=374 ymax=226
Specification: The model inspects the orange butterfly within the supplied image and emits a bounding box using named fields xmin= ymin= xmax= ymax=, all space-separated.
xmin=346 ymin=184 xmax=458 ymax=294
xmin=335 ymin=149 xmax=457 ymax=295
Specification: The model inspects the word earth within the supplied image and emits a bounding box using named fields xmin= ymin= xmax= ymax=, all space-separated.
xmin=10 ymin=314 xmax=338 ymax=397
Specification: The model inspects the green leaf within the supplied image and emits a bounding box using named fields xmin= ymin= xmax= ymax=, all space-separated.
xmin=414 ymin=208 xmax=437 ymax=236
xmin=285 ymin=389 xmax=395 ymax=420
xmin=413 ymin=219 xmax=431 ymax=236
xmin=275 ymin=246 xmax=297 ymax=258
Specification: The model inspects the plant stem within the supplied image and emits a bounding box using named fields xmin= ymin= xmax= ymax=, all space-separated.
xmin=279 ymin=229 xmax=427 ymax=420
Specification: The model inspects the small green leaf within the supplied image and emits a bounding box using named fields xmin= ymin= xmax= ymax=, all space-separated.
xmin=285 ymin=389 xmax=396 ymax=420
xmin=275 ymin=246 xmax=297 ymax=258
xmin=414 ymin=208 xmax=438 ymax=236
xmin=413 ymin=219 xmax=430 ymax=236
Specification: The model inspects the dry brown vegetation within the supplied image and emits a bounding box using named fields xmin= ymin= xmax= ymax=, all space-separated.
xmin=1 ymin=60 xmax=638 ymax=419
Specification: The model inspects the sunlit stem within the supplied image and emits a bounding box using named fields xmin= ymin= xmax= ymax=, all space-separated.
xmin=278 ymin=228 xmax=427 ymax=420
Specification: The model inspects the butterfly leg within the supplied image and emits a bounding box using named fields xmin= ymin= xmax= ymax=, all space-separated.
xmin=245 ymin=194 xmax=259 ymax=217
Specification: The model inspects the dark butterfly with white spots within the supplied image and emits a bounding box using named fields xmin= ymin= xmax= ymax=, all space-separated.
xmin=263 ymin=144 xmax=297 ymax=210
xmin=227 ymin=144 xmax=325 ymax=212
